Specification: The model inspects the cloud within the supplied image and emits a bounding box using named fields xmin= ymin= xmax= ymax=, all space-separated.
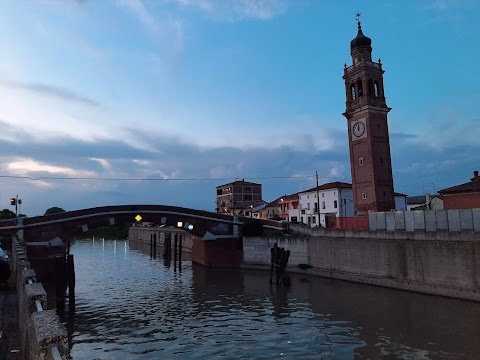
xmin=174 ymin=0 xmax=287 ymax=21
xmin=116 ymin=0 xmax=158 ymax=32
xmin=90 ymin=158 xmax=111 ymax=169
xmin=7 ymin=158 xmax=96 ymax=178
xmin=0 ymin=80 xmax=101 ymax=108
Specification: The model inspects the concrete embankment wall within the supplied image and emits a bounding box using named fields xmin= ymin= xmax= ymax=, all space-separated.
xmin=243 ymin=229 xmax=480 ymax=302
xmin=11 ymin=240 xmax=68 ymax=360
xmin=128 ymin=227 xmax=193 ymax=253
xmin=369 ymin=209 xmax=480 ymax=232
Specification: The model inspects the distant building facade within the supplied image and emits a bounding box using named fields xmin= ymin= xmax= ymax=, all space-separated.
xmin=262 ymin=194 xmax=298 ymax=221
xmin=297 ymin=182 xmax=354 ymax=227
xmin=216 ymin=180 xmax=262 ymax=215
xmin=439 ymin=171 xmax=480 ymax=209
xmin=394 ymin=192 xmax=408 ymax=211
xmin=406 ymin=194 xmax=444 ymax=211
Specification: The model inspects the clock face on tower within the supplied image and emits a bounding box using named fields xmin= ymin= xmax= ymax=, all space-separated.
xmin=351 ymin=118 xmax=367 ymax=140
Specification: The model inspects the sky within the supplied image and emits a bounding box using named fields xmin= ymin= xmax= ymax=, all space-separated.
xmin=0 ymin=0 xmax=479 ymax=216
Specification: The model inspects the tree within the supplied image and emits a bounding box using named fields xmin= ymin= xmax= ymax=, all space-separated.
xmin=0 ymin=209 xmax=16 ymax=220
xmin=44 ymin=207 xmax=66 ymax=215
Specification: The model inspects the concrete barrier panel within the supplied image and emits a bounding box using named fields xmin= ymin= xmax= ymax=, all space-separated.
xmin=386 ymin=212 xmax=395 ymax=231
xmin=368 ymin=212 xmax=377 ymax=231
xmin=436 ymin=210 xmax=448 ymax=231
xmin=447 ymin=210 xmax=461 ymax=231
xmin=404 ymin=211 xmax=415 ymax=231
xmin=394 ymin=212 xmax=405 ymax=230
xmin=425 ymin=211 xmax=437 ymax=232
xmin=474 ymin=209 xmax=480 ymax=232
xmin=414 ymin=211 xmax=425 ymax=230
xmin=460 ymin=209 xmax=474 ymax=231
xmin=376 ymin=212 xmax=386 ymax=230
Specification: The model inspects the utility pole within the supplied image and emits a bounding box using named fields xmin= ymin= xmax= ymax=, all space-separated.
xmin=316 ymin=171 xmax=320 ymax=227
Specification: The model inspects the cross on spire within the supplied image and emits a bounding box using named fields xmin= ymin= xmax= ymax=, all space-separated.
xmin=356 ymin=12 xmax=362 ymax=29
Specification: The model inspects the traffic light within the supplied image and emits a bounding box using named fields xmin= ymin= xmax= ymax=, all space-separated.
xmin=9 ymin=198 xmax=16 ymax=206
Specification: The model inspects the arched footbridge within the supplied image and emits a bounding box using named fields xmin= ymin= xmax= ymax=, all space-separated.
xmin=0 ymin=205 xmax=285 ymax=242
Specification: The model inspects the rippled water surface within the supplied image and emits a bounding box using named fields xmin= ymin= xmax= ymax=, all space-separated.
xmin=65 ymin=239 xmax=480 ymax=359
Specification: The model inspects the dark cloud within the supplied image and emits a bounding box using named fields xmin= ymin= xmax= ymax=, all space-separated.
xmin=0 ymin=119 xmax=479 ymax=216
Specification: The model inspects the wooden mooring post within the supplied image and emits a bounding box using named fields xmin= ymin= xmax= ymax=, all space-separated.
xmin=67 ymin=254 xmax=76 ymax=311
xmin=163 ymin=233 xmax=172 ymax=257
xmin=270 ymin=243 xmax=290 ymax=286
xmin=178 ymin=234 xmax=182 ymax=271
xmin=153 ymin=233 xmax=157 ymax=259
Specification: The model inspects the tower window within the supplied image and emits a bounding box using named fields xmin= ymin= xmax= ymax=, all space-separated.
xmin=350 ymin=84 xmax=356 ymax=100
xmin=374 ymin=81 xmax=379 ymax=97
xmin=359 ymin=157 xmax=364 ymax=167
xmin=362 ymin=192 xmax=367 ymax=200
xmin=357 ymin=80 xmax=363 ymax=97
xmin=368 ymin=79 xmax=373 ymax=96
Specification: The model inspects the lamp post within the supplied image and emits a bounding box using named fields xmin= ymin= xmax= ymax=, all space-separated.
xmin=250 ymin=205 xmax=253 ymax=218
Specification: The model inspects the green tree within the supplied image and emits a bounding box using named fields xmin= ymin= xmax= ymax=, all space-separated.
xmin=44 ymin=207 xmax=66 ymax=215
xmin=0 ymin=209 xmax=16 ymax=220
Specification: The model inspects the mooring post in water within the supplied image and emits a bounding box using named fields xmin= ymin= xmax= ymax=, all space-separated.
xmin=153 ymin=233 xmax=157 ymax=259
xmin=151 ymin=233 xmax=155 ymax=258
xmin=67 ymin=254 xmax=76 ymax=311
xmin=270 ymin=243 xmax=277 ymax=283
xmin=163 ymin=233 xmax=171 ymax=257
xmin=178 ymin=233 xmax=182 ymax=270
xmin=55 ymin=256 xmax=66 ymax=307
xmin=173 ymin=234 xmax=178 ymax=263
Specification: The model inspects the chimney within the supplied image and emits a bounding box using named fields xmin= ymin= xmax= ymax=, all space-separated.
xmin=471 ymin=170 xmax=479 ymax=182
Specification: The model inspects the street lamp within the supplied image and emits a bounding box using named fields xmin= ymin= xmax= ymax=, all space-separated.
xmin=250 ymin=205 xmax=253 ymax=218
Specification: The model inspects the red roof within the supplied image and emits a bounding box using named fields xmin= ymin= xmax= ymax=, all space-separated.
xmin=439 ymin=171 xmax=480 ymax=194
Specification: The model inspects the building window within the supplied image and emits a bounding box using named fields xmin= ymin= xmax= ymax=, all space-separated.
xmin=362 ymin=192 xmax=367 ymax=200
xmin=307 ymin=203 xmax=310 ymax=210
xmin=314 ymin=203 xmax=318 ymax=213
xmin=334 ymin=200 xmax=338 ymax=209
xmin=322 ymin=193 xmax=325 ymax=198
xmin=291 ymin=216 xmax=298 ymax=222
xmin=312 ymin=217 xmax=316 ymax=224
xmin=301 ymin=210 xmax=305 ymax=214
xmin=359 ymin=157 xmax=364 ymax=167
xmin=374 ymin=81 xmax=379 ymax=97
xmin=244 ymin=187 xmax=251 ymax=192
xmin=322 ymin=201 xmax=326 ymax=209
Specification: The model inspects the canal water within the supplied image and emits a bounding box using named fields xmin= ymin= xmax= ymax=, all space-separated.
xmin=64 ymin=238 xmax=480 ymax=359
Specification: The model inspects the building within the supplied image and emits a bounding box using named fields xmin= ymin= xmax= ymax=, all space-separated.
xmin=297 ymin=182 xmax=354 ymax=227
xmin=406 ymin=194 xmax=444 ymax=211
xmin=342 ymin=16 xmax=395 ymax=214
xmin=262 ymin=194 xmax=298 ymax=221
xmin=438 ymin=171 xmax=480 ymax=209
xmin=394 ymin=192 xmax=408 ymax=211
xmin=216 ymin=180 xmax=262 ymax=215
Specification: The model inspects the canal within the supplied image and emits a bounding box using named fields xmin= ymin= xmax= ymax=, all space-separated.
xmin=64 ymin=238 xmax=480 ymax=359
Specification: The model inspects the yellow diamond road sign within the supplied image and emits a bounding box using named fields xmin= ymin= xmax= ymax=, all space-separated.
xmin=135 ymin=215 xmax=142 ymax=222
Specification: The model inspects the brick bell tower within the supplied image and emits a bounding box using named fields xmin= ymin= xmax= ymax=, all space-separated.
xmin=343 ymin=14 xmax=395 ymax=214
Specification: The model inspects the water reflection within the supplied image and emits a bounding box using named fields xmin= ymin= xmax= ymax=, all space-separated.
xmin=63 ymin=239 xmax=480 ymax=359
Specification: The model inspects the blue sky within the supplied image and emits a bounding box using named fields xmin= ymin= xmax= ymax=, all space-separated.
xmin=0 ymin=0 xmax=479 ymax=216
